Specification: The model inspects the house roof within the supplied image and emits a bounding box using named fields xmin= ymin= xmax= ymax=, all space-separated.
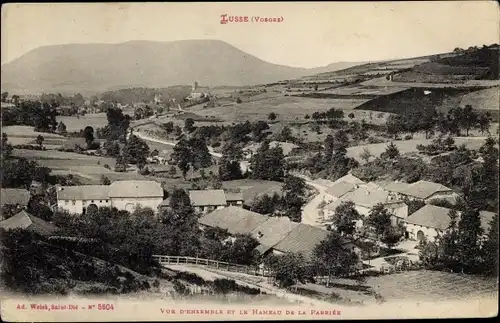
xmin=383 ymin=181 xmax=411 ymax=194
xmin=341 ymin=186 xmax=392 ymax=208
xmin=333 ymin=173 xmax=365 ymax=185
xmin=251 ymin=216 xmax=299 ymax=254
xmin=311 ymin=178 xmax=336 ymax=188
xmin=325 ymin=199 xmax=344 ymax=211
xmin=189 ymin=189 xmax=227 ymax=206
xmin=0 ymin=210 xmax=58 ymax=236
xmin=272 ymin=224 xmax=330 ymax=260
xmin=198 ymin=206 xmax=269 ymax=235
xmin=325 ymin=181 xmax=357 ymax=198
xmin=400 ymin=180 xmax=453 ymax=199
xmin=225 ymin=191 xmax=244 ymax=202
xmin=1 ymin=188 xmax=31 ymax=206
xmin=57 ymin=185 xmax=109 ymax=200
xmin=109 ymin=180 xmax=163 ymax=198
xmin=404 ymin=205 xmax=496 ymax=233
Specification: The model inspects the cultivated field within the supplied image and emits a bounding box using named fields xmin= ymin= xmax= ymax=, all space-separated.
xmin=222 ymin=179 xmax=283 ymax=204
xmin=58 ymin=113 xmax=109 ymax=132
xmin=3 ymin=125 xmax=67 ymax=147
xmin=347 ymin=137 xmax=489 ymax=162
xmin=190 ymin=96 xmax=370 ymax=122
xmin=361 ymin=76 xmax=499 ymax=88
xmin=460 ymin=87 xmax=499 ymax=110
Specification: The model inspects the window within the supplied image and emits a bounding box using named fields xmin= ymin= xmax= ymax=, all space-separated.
xmin=105 ymin=200 xmax=109 ymax=203
xmin=100 ymin=200 xmax=102 ymax=203
xmin=65 ymin=200 xmax=68 ymax=205
xmin=91 ymin=200 xmax=95 ymax=203
xmin=72 ymin=200 xmax=76 ymax=205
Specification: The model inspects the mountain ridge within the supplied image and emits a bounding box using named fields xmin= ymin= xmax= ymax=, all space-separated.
xmin=1 ymin=39 xmax=363 ymax=95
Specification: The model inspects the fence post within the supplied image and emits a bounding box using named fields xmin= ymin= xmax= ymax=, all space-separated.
xmin=196 ymin=256 xmax=198 ymax=265
xmin=177 ymin=257 xmax=179 ymax=264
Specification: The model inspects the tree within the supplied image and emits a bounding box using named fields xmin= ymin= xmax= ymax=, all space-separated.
xmin=456 ymin=205 xmax=484 ymax=273
xmin=56 ymin=122 xmax=67 ymax=135
xmin=477 ymin=113 xmax=491 ymax=135
xmin=236 ymin=97 xmax=242 ymax=104
xmin=252 ymin=120 xmax=270 ymax=139
xmin=381 ymin=142 xmax=400 ymax=160
xmin=100 ymin=175 xmax=111 ymax=185
xmin=329 ymin=201 xmax=362 ymax=236
xmin=483 ymin=213 xmax=499 ymax=275
xmin=359 ymin=148 xmax=373 ymax=163
xmin=188 ymin=137 xmax=212 ymax=171
xmin=172 ymin=139 xmax=193 ymax=180
xmin=162 ymin=121 xmax=174 ymax=133
xmin=1 ymin=92 xmax=8 ymax=102
xmin=1 ymin=133 xmax=13 ymax=161
xmin=250 ymin=193 xmax=281 ymax=215
xmin=366 ymin=204 xmax=393 ymax=238
xmin=386 ymin=115 xmax=404 ymax=140
xmin=168 ymin=166 xmax=177 ymax=178
xmin=348 ymin=112 xmax=355 ymax=119
xmin=460 ymin=105 xmax=479 ymax=137
xmin=279 ymin=125 xmax=293 ymax=142
xmin=83 ymin=126 xmax=95 ymax=146
xmin=249 ymin=141 xmax=285 ymax=181
xmin=264 ymin=253 xmax=308 ymax=288
xmin=313 ymin=231 xmax=360 ymax=287
xmin=268 ymin=112 xmax=277 ymax=121
xmin=184 ymin=118 xmax=195 ymax=133
xmin=122 ymin=135 xmax=150 ymax=165
xmin=223 ymin=234 xmax=260 ymax=265
xmin=282 ymin=175 xmax=306 ymax=222
xmin=35 ymin=135 xmax=44 ymax=148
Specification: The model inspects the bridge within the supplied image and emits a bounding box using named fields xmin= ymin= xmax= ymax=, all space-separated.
xmin=152 ymin=255 xmax=272 ymax=277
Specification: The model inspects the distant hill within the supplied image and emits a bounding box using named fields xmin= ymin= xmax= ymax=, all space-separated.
xmin=1 ymin=40 xmax=363 ymax=95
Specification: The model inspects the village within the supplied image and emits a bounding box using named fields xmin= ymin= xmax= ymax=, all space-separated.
xmin=1 ymin=3 xmax=498 ymax=312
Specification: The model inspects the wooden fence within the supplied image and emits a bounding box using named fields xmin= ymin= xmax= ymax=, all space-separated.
xmin=152 ymin=255 xmax=272 ymax=277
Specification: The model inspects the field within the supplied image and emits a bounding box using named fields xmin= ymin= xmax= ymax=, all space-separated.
xmin=3 ymin=125 xmax=68 ymax=147
xmin=347 ymin=137 xmax=489 ymax=163
xmin=58 ymin=113 xmax=109 ymax=132
xmin=222 ymin=179 xmax=283 ymax=204
xmin=361 ymin=76 xmax=499 ymax=88
xmin=300 ymin=270 xmax=497 ymax=305
xmin=190 ymin=96 xmax=370 ymax=122
xmin=460 ymin=87 xmax=499 ymax=111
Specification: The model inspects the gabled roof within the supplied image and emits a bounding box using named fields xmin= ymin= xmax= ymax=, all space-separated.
xmin=341 ymin=186 xmax=392 ymax=208
xmin=251 ymin=216 xmax=299 ymax=254
xmin=325 ymin=181 xmax=357 ymax=198
xmin=333 ymin=173 xmax=365 ymax=185
xmin=400 ymin=180 xmax=453 ymax=199
xmin=404 ymin=204 xmax=453 ymax=230
xmin=198 ymin=206 xmax=269 ymax=234
xmin=0 ymin=210 xmax=58 ymax=236
xmin=189 ymin=189 xmax=226 ymax=206
xmin=225 ymin=191 xmax=244 ymax=202
xmin=57 ymin=185 xmax=109 ymax=200
xmin=109 ymin=180 xmax=163 ymax=198
xmin=383 ymin=182 xmax=411 ymax=194
xmin=311 ymin=178 xmax=336 ymax=188
xmin=272 ymin=224 xmax=330 ymax=260
xmin=404 ymin=205 xmax=496 ymax=232
xmin=1 ymin=188 xmax=31 ymax=206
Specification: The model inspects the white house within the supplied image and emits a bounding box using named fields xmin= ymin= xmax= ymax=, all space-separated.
xmin=189 ymin=189 xmax=227 ymax=214
xmin=56 ymin=180 xmax=164 ymax=214
xmin=384 ymin=180 xmax=458 ymax=204
xmin=404 ymin=204 xmax=496 ymax=242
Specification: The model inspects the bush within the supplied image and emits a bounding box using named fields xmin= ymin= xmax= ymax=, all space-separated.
xmin=404 ymin=135 xmax=413 ymax=140
xmin=211 ymin=278 xmax=237 ymax=294
xmin=172 ymin=280 xmax=189 ymax=296
xmin=175 ymin=271 xmax=206 ymax=286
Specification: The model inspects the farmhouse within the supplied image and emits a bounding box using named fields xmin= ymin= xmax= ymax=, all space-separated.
xmin=1 ymin=188 xmax=31 ymax=208
xmin=323 ymin=186 xmax=408 ymax=226
xmin=225 ymin=191 xmax=244 ymax=207
xmin=189 ymin=189 xmax=227 ymax=214
xmin=0 ymin=210 xmax=59 ymax=236
xmin=385 ymin=180 xmax=457 ymax=203
xmin=403 ymin=204 xmax=496 ymax=242
xmin=198 ymin=206 xmax=357 ymax=262
xmin=56 ymin=180 xmax=164 ymax=214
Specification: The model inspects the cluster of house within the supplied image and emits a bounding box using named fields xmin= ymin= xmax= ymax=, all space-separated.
xmin=317 ymin=174 xmax=495 ymax=242
xmin=198 ymin=206 xmax=358 ymax=263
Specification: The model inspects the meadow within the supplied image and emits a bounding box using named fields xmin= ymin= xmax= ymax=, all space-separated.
xmin=58 ymin=113 xmax=109 ymax=132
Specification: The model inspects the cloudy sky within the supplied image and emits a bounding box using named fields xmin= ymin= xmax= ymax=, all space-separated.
xmin=1 ymin=2 xmax=498 ymax=67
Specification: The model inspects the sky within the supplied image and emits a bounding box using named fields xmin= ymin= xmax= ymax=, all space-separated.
xmin=1 ymin=2 xmax=499 ymax=67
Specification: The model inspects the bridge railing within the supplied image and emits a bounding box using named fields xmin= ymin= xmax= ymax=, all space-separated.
xmin=152 ymin=255 xmax=272 ymax=277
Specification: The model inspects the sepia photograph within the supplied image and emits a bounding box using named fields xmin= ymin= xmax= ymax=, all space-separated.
xmin=0 ymin=1 xmax=498 ymax=321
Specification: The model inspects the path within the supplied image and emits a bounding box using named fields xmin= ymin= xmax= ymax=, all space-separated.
xmin=165 ymin=263 xmax=334 ymax=306
xmin=294 ymin=174 xmax=329 ymax=227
